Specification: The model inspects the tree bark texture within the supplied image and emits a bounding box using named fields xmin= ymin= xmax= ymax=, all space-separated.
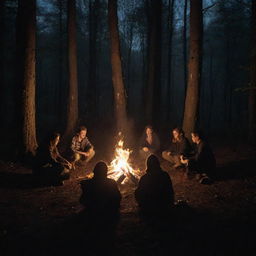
xmin=182 ymin=0 xmax=203 ymax=137
xmin=249 ymin=0 xmax=256 ymax=142
xmin=145 ymin=0 xmax=162 ymax=125
xmin=65 ymin=0 xmax=78 ymax=137
xmin=108 ymin=0 xmax=127 ymax=133
xmin=17 ymin=0 xmax=38 ymax=155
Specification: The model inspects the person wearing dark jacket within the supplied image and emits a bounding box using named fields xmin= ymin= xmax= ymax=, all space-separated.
xmin=80 ymin=161 xmax=121 ymax=217
xmin=139 ymin=125 xmax=160 ymax=160
xmin=181 ymin=131 xmax=216 ymax=183
xmin=34 ymin=132 xmax=71 ymax=184
xmin=162 ymin=127 xmax=191 ymax=168
xmin=135 ymin=155 xmax=174 ymax=215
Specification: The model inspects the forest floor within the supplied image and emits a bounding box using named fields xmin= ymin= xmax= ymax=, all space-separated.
xmin=0 ymin=141 xmax=256 ymax=255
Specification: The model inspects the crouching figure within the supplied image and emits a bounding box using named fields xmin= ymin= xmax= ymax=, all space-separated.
xmin=34 ymin=132 xmax=71 ymax=185
xmin=181 ymin=131 xmax=216 ymax=184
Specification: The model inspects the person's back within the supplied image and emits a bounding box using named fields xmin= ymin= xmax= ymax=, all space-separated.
xmin=80 ymin=161 xmax=121 ymax=216
xmin=135 ymin=155 xmax=174 ymax=214
xmin=195 ymin=140 xmax=216 ymax=176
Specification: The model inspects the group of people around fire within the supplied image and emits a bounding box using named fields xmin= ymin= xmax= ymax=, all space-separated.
xmin=33 ymin=125 xmax=216 ymax=215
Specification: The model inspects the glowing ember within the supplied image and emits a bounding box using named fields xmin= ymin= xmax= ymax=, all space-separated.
xmin=108 ymin=134 xmax=140 ymax=184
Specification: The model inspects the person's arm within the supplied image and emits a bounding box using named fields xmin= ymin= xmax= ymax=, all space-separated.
xmin=168 ymin=141 xmax=175 ymax=154
xmin=151 ymin=133 xmax=160 ymax=151
xmin=85 ymin=137 xmax=93 ymax=151
xmin=178 ymin=138 xmax=189 ymax=155
xmin=139 ymin=134 xmax=147 ymax=149
xmin=194 ymin=142 xmax=204 ymax=162
xmin=71 ymin=136 xmax=86 ymax=155
xmin=56 ymin=148 xmax=72 ymax=168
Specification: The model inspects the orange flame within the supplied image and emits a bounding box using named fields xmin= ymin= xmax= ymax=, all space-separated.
xmin=108 ymin=135 xmax=140 ymax=184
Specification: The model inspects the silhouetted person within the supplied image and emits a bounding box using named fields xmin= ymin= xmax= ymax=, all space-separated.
xmin=181 ymin=131 xmax=216 ymax=183
xmin=162 ymin=127 xmax=191 ymax=168
xmin=71 ymin=126 xmax=95 ymax=169
xmin=139 ymin=125 xmax=160 ymax=160
xmin=79 ymin=161 xmax=121 ymax=254
xmin=135 ymin=155 xmax=174 ymax=216
xmin=34 ymin=132 xmax=71 ymax=185
xmin=80 ymin=161 xmax=121 ymax=217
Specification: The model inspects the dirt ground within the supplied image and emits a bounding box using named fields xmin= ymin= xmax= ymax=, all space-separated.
xmin=0 ymin=142 xmax=256 ymax=255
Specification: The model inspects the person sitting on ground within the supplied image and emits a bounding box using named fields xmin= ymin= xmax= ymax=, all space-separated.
xmin=139 ymin=125 xmax=160 ymax=160
xmin=135 ymin=155 xmax=174 ymax=215
xmin=180 ymin=131 xmax=216 ymax=183
xmin=34 ymin=132 xmax=71 ymax=184
xmin=162 ymin=127 xmax=191 ymax=168
xmin=71 ymin=126 xmax=95 ymax=169
xmin=80 ymin=161 xmax=121 ymax=217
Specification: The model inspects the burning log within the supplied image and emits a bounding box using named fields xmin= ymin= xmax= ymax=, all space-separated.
xmin=108 ymin=135 xmax=140 ymax=185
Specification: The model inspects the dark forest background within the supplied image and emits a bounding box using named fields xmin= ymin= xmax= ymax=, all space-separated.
xmin=0 ymin=0 xmax=254 ymax=157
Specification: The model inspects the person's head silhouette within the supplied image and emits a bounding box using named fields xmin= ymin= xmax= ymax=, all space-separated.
xmin=93 ymin=161 xmax=108 ymax=179
xmin=146 ymin=154 xmax=161 ymax=174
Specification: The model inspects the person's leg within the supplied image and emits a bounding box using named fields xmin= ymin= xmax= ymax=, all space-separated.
xmin=139 ymin=149 xmax=150 ymax=161
xmin=184 ymin=159 xmax=195 ymax=179
xmin=85 ymin=148 xmax=95 ymax=163
xmin=72 ymin=153 xmax=81 ymax=169
xmin=173 ymin=155 xmax=182 ymax=168
xmin=162 ymin=151 xmax=175 ymax=165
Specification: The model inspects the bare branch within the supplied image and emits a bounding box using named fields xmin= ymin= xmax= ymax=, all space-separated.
xmin=203 ymin=2 xmax=218 ymax=14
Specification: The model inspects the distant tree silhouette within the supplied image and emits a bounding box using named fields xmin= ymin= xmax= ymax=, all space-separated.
xmin=17 ymin=0 xmax=38 ymax=155
xmin=108 ymin=0 xmax=127 ymax=133
xmin=65 ymin=0 xmax=78 ymax=138
xmin=183 ymin=0 xmax=203 ymax=137
xmin=249 ymin=0 xmax=256 ymax=142
xmin=145 ymin=0 xmax=162 ymax=125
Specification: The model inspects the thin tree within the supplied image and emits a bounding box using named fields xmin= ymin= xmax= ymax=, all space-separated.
xmin=0 ymin=0 xmax=5 ymax=120
xmin=166 ymin=0 xmax=175 ymax=122
xmin=65 ymin=0 xmax=78 ymax=137
xmin=108 ymin=0 xmax=127 ymax=133
xmin=87 ymin=0 xmax=100 ymax=121
xmin=182 ymin=0 xmax=203 ymax=137
xmin=249 ymin=0 xmax=256 ymax=142
xmin=145 ymin=0 xmax=162 ymax=124
xmin=16 ymin=0 xmax=38 ymax=155
xmin=126 ymin=24 xmax=134 ymax=106
xmin=56 ymin=0 xmax=64 ymax=124
xmin=183 ymin=0 xmax=188 ymax=92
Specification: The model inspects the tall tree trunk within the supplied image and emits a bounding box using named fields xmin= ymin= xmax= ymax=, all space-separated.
xmin=207 ymin=47 xmax=214 ymax=133
xmin=108 ymin=0 xmax=127 ymax=133
xmin=65 ymin=0 xmax=78 ymax=137
xmin=57 ymin=0 xmax=64 ymax=125
xmin=145 ymin=0 xmax=162 ymax=125
xmin=183 ymin=0 xmax=188 ymax=92
xmin=87 ymin=0 xmax=99 ymax=122
xmin=249 ymin=0 xmax=256 ymax=142
xmin=141 ymin=0 xmax=149 ymax=123
xmin=126 ymin=25 xmax=134 ymax=108
xmin=224 ymin=36 xmax=231 ymax=131
xmin=182 ymin=0 xmax=203 ymax=137
xmin=0 ymin=0 xmax=5 ymax=121
xmin=17 ymin=0 xmax=38 ymax=155
xmin=166 ymin=0 xmax=175 ymax=122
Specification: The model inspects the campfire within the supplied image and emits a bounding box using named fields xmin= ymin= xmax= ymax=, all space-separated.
xmin=108 ymin=134 xmax=140 ymax=185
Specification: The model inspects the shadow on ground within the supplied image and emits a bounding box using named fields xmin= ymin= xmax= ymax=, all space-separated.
xmin=2 ymin=202 xmax=256 ymax=256
xmin=216 ymin=158 xmax=256 ymax=181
